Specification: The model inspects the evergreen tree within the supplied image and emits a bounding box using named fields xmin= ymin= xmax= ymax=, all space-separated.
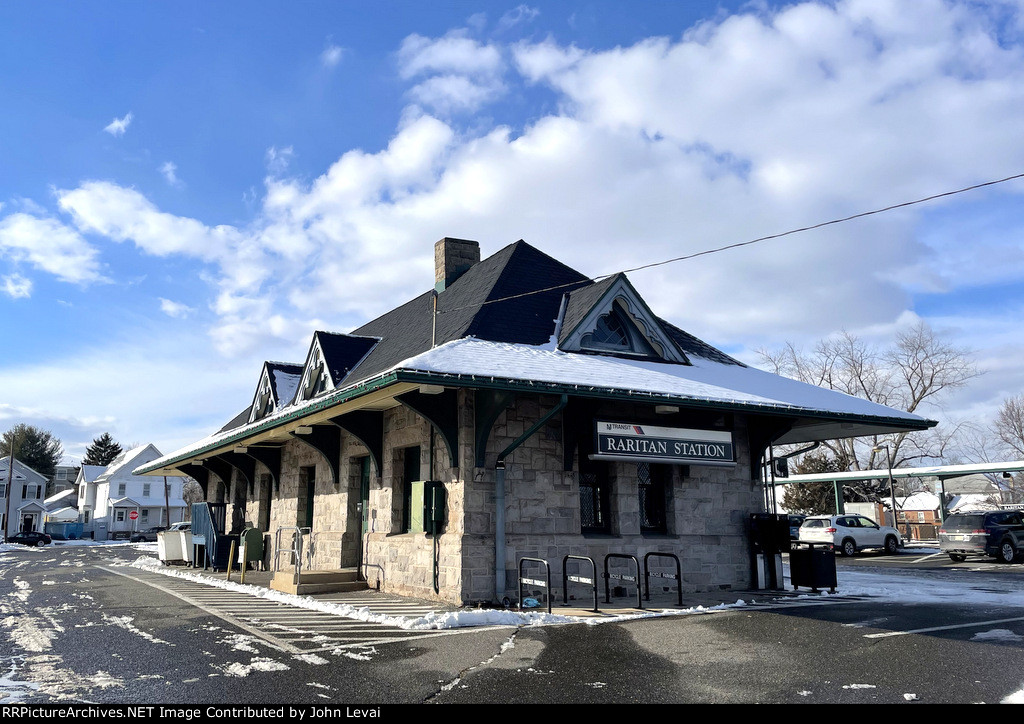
xmin=83 ymin=432 xmax=123 ymax=466
xmin=2 ymin=424 xmax=64 ymax=479
xmin=781 ymin=451 xmax=847 ymax=515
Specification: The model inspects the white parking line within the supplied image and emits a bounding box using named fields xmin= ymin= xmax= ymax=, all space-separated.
xmin=863 ymin=615 xmax=1024 ymax=639
xmin=910 ymin=552 xmax=944 ymax=563
xmin=98 ymin=566 xmax=302 ymax=654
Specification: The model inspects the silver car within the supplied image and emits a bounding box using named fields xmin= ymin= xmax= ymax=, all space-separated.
xmin=799 ymin=514 xmax=903 ymax=556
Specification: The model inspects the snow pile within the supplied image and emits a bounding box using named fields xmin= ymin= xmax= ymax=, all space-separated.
xmin=128 ymin=555 xmax=748 ymax=629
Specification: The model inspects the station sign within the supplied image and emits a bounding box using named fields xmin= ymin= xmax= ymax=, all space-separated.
xmin=594 ymin=421 xmax=734 ymax=465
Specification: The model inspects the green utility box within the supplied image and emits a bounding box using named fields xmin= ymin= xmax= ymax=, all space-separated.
xmin=410 ymin=480 xmax=447 ymax=534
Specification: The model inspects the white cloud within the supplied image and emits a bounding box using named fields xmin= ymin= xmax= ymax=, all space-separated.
xmin=159 ymin=161 xmax=181 ymax=186
xmin=265 ymin=146 xmax=294 ymax=176
xmin=398 ymin=31 xmax=506 ymax=113
xmin=498 ymin=5 xmax=540 ymax=31
xmin=103 ymin=112 xmax=133 ymax=137
xmin=159 ymin=298 xmax=195 ymax=318
xmin=0 ymin=330 xmax=279 ymax=460
xmin=29 ymin=0 xmax=1024 ymax=425
xmin=0 ymin=212 xmax=106 ymax=285
xmin=2 ymin=273 xmax=32 ymax=299
xmin=57 ymin=181 xmax=238 ymax=263
xmin=321 ymin=43 xmax=345 ymax=68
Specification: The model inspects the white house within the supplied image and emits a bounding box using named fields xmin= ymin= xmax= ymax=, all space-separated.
xmin=0 ymin=456 xmax=49 ymax=539
xmin=78 ymin=445 xmax=187 ymax=539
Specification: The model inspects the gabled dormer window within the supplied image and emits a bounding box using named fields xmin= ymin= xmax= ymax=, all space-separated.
xmin=559 ymin=275 xmax=687 ymax=364
xmin=299 ymin=345 xmax=329 ymax=401
xmin=580 ymin=300 xmax=658 ymax=357
xmin=251 ymin=374 xmax=274 ymax=422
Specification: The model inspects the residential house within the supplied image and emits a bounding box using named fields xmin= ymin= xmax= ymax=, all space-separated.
xmin=80 ymin=445 xmax=187 ymax=539
xmin=49 ymin=465 xmax=80 ymax=498
xmin=0 ymin=456 xmax=49 ymax=538
xmin=135 ymin=238 xmax=933 ymax=604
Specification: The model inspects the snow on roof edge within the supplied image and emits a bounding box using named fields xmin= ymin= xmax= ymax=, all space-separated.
xmin=137 ymin=338 xmax=930 ymax=475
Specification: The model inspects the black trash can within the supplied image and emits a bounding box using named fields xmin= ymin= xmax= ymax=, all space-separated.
xmin=789 ymin=542 xmax=837 ymax=593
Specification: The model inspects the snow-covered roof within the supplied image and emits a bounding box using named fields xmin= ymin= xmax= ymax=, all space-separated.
xmin=45 ymin=507 xmax=80 ymax=521
xmin=897 ymin=493 xmax=940 ymax=511
xmin=948 ymin=494 xmax=1001 ymax=512
xmin=98 ymin=445 xmax=182 ymax=484
xmin=77 ymin=464 xmax=106 ymax=483
xmin=136 ymin=337 xmax=933 ymax=476
xmin=109 ymin=496 xmax=143 ymax=507
xmin=44 ymin=488 xmax=76 ymax=507
xmin=401 ymin=339 xmax=927 ymax=423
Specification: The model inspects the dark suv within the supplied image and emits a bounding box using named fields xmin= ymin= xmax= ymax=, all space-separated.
xmin=938 ymin=510 xmax=1024 ymax=563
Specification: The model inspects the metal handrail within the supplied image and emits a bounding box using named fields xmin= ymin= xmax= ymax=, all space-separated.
xmin=273 ymin=526 xmax=306 ymax=584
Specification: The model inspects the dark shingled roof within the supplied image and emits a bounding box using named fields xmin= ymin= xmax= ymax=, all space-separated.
xmin=657 ymin=317 xmax=745 ymax=367
xmin=313 ymin=332 xmax=380 ymax=386
xmin=205 ymin=240 xmax=747 ymax=440
xmin=265 ymin=362 xmax=303 ymax=401
xmin=348 ymin=240 xmax=590 ymax=383
xmin=218 ymin=407 xmax=253 ymax=433
xmin=557 ymin=274 xmax=620 ymax=346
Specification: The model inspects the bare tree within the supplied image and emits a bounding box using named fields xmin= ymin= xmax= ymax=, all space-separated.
xmin=989 ymin=395 xmax=1024 ymax=504
xmin=760 ymin=321 xmax=979 ymax=501
xmin=994 ymin=394 xmax=1024 ymax=458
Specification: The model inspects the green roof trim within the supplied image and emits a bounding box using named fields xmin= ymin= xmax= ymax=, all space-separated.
xmin=137 ymin=366 xmax=933 ymax=476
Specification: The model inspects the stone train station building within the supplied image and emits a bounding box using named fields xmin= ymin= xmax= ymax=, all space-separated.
xmin=136 ymin=238 xmax=931 ymax=605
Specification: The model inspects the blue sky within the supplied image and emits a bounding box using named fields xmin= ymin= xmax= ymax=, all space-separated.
xmin=2 ymin=0 xmax=1024 ymax=463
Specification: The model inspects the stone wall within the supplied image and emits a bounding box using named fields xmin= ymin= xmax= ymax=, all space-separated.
xmin=465 ymin=394 xmax=760 ymax=603
xmin=361 ymin=397 xmax=466 ymax=602
xmin=202 ymin=389 xmax=764 ymax=606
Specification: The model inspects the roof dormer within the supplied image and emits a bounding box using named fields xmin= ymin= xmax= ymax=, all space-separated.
xmin=249 ymin=361 xmax=303 ymax=423
xmin=557 ymin=273 xmax=689 ymax=364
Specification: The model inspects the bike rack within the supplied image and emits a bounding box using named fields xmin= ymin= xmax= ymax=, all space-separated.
xmin=562 ymin=555 xmax=599 ymax=612
xmin=643 ymin=552 xmax=682 ymax=607
xmin=604 ymin=554 xmax=643 ymax=610
xmin=518 ymin=557 xmax=552 ymax=614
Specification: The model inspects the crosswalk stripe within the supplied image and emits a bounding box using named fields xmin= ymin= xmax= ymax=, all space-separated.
xmin=104 ymin=565 xmax=486 ymax=652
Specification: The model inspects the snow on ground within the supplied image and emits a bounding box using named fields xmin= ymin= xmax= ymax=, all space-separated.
xmin=128 ymin=552 xmax=1024 ymax=630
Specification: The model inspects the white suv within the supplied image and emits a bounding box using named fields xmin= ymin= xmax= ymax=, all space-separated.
xmin=799 ymin=514 xmax=903 ymax=556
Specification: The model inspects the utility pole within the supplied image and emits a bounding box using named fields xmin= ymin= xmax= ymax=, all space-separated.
xmin=4 ymin=430 xmax=20 ymax=542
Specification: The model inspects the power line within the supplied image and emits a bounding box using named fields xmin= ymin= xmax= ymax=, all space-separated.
xmin=437 ymin=171 xmax=1024 ymax=316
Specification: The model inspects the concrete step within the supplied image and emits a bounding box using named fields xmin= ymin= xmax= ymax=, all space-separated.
xmin=270 ymin=569 xmax=367 ymax=595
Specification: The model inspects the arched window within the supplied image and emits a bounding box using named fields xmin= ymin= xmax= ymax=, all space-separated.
xmin=580 ymin=300 xmax=658 ymax=357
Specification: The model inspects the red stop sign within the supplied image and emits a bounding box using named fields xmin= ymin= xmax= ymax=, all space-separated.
xmin=129 ymin=510 xmax=139 ymax=520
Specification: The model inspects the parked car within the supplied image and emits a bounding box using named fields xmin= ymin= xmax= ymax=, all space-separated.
xmin=167 ymin=521 xmax=191 ymax=532
xmin=787 ymin=515 xmax=806 ymax=540
xmin=799 ymin=514 xmax=903 ymax=556
xmin=938 ymin=510 xmax=1024 ymax=563
xmin=129 ymin=526 xmax=166 ymax=543
xmin=6 ymin=531 xmax=52 ymax=547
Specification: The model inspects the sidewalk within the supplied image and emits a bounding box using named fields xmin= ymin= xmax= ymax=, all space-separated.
xmin=147 ymin=559 xmax=818 ymax=622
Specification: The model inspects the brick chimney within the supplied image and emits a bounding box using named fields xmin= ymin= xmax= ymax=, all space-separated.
xmin=434 ymin=237 xmax=481 ymax=292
